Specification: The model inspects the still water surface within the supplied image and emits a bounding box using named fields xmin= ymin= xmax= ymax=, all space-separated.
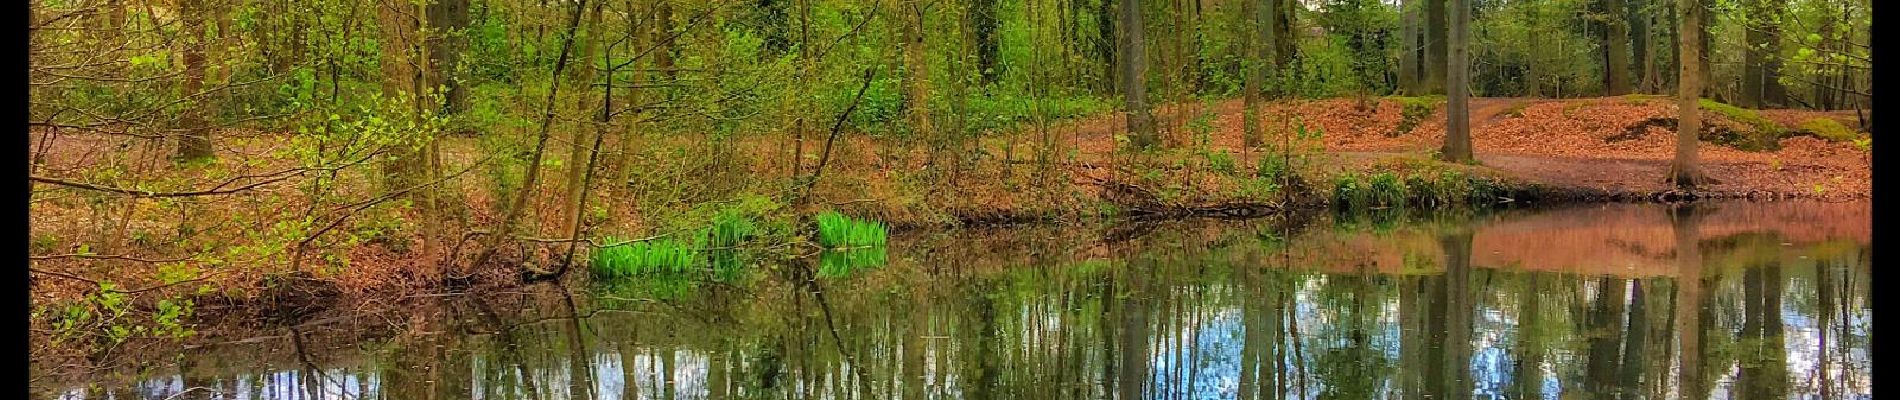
xmin=47 ymin=202 xmax=1871 ymax=400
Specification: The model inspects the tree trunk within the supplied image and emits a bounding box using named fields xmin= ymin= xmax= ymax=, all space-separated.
xmin=561 ymin=2 xmax=603 ymax=236
xmin=1442 ymin=0 xmax=1472 ymax=162
xmin=1670 ymin=0 xmax=1706 ymax=188
xmin=1670 ymin=204 xmax=1710 ymax=400
xmin=1240 ymin=0 xmax=1264 ymax=148
xmin=1399 ymin=0 xmax=1420 ymax=94
xmin=174 ymin=0 xmax=214 ymax=162
xmin=1423 ymin=0 xmax=1447 ymax=94
xmin=900 ymin=0 xmax=934 ymax=148
xmin=429 ymin=0 xmax=472 ymax=129
xmin=1740 ymin=0 xmax=1787 ymax=108
xmin=379 ymin=0 xmax=427 ymax=196
xmin=1119 ymin=0 xmax=1156 ymax=149
xmin=1632 ymin=0 xmax=1656 ymax=93
xmin=971 ymin=0 xmax=1000 ymax=85
xmin=1605 ymin=0 xmax=1632 ymax=95
xmin=1098 ymin=0 xmax=1118 ymax=96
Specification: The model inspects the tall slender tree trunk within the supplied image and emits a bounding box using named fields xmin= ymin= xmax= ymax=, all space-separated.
xmin=1423 ymin=0 xmax=1447 ymax=94
xmin=174 ymin=0 xmax=214 ymax=162
xmin=1098 ymin=0 xmax=1118 ymax=96
xmin=971 ymin=0 xmax=1000 ymax=85
xmin=1119 ymin=0 xmax=1156 ymax=149
xmin=1740 ymin=0 xmax=1787 ymax=108
xmin=561 ymin=2 xmax=603 ymax=235
xmin=900 ymin=0 xmax=935 ymax=155
xmin=1240 ymin=0 xmax=1264 ymax=148
xmin=1632 ymin=0 xmax=1655 ymax=93
xmin=1670 ymin=0 xmax=1707 ymax=188
xmin=1442 ymin=0 xmax=1472 ymax=162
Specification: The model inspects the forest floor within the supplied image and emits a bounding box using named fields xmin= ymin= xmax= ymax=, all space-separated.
xmin=1040 ymin=95 xmax=1871 ymax=199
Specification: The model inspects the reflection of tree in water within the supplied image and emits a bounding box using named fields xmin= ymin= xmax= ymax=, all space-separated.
xmin=44 ymin=204 xmax=1876 ymax=400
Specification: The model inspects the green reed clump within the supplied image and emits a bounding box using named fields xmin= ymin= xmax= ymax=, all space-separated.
xmin=815 ymin=211 xmax=887 ymax=248
xmin=591 ymin=236 xmax=701 ymax=278
xmin=1332 ymin=172 xmax=1366 ymax=208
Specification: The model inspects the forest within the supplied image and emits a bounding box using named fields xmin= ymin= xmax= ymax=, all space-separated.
xmin=27 ymin=0 xmax=1872 ymax=363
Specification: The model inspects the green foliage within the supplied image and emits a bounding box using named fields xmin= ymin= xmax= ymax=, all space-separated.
xmin=1332 ymin=168 xmax=1506 ymax=210
xmin=814 ymin=211 xmax=888 ymax=248
xmin=591 ymin=237 xmax=702 ymax=278
xmin=1391 ymin=95 xmax=1445 ymax=136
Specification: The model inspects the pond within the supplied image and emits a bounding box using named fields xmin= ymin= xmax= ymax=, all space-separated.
xmin=38 ymin=201 xmax=1872 ymax=400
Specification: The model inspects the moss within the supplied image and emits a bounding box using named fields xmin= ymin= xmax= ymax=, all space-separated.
xmin=1388 ymin=95 xmax=1446 ymax=136
xmin=1696 ymin=99 xmax=1786 ymax=151
xmin=1622 ymin=94 xmax=1668 ymax=106
xmin=1797 ymin=118 xmax=1862 ymax=143
xmin=1500 ymin=101 xmax=1531 ymax=118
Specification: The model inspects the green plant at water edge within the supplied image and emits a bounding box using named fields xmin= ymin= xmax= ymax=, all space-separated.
xmin=1366 ymin=172 xmax=1407 ymax=207
xmin=815 ymin=211 xmax=888 ymax=248
xmin=591 ymin=237 xmax=702 ymax=278
xmin=1332 ymin=172 xmax=1366 ymax=209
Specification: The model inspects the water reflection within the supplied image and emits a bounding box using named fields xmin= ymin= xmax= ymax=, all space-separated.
xmin=39 ymin=202 xmax=1872 ymax=400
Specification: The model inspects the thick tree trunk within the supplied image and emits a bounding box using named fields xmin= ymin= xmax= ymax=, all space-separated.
xmin=430 ymin=0 xmax=472 ymax=121
xmin=379 ymin=0 xmax=428 ymax=197
xmin=1605 ymin=0 xmax=1632 ymax=95
xmin=1119 ymin=0 xmax=1156 ymax=149
xmin=1442 ymin=0 xmax=1471 ymax=162
xmin=174 ymin=0 xmax=214 ymax=162
xmin=1399 ymin=0 xmax=1420 ymax=94
xmin=1671 ymin=0 xmax=1707 ymax=188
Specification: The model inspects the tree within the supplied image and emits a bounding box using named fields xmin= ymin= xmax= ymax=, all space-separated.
xmin=971 ymin=0 xmax=1000 ymax=85
xmin=1739 ymin=0 xmax=1788 ymax=108
xmin=1119 ymin=0 xmax=1157 ymax=149
xmin=1423 ymin=0 xmax=1447 ymax=94
xmin=1604 ymin=0 xmax=1633 ymax=95
xmin=1442 ymin=0 xmax=1472 ymax=162
xmin=1241 ymin=0 xmax=1266 ymax=148
xmin=900 ymin=0 xmax=934 ymax=147
xmin=1399 ymin=0 xmax=1422 ymax=94
xmin=175 ymin=0 xmax=214 ymax=162
xmin=1669 ymin=0 xmax=1709 ymax=188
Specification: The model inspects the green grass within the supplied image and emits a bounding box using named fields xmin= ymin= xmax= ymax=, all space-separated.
xmin=591 ymin=237 xmax=702 ymax=278
xmin=815 ymin=211 xmax=888 ymax=248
